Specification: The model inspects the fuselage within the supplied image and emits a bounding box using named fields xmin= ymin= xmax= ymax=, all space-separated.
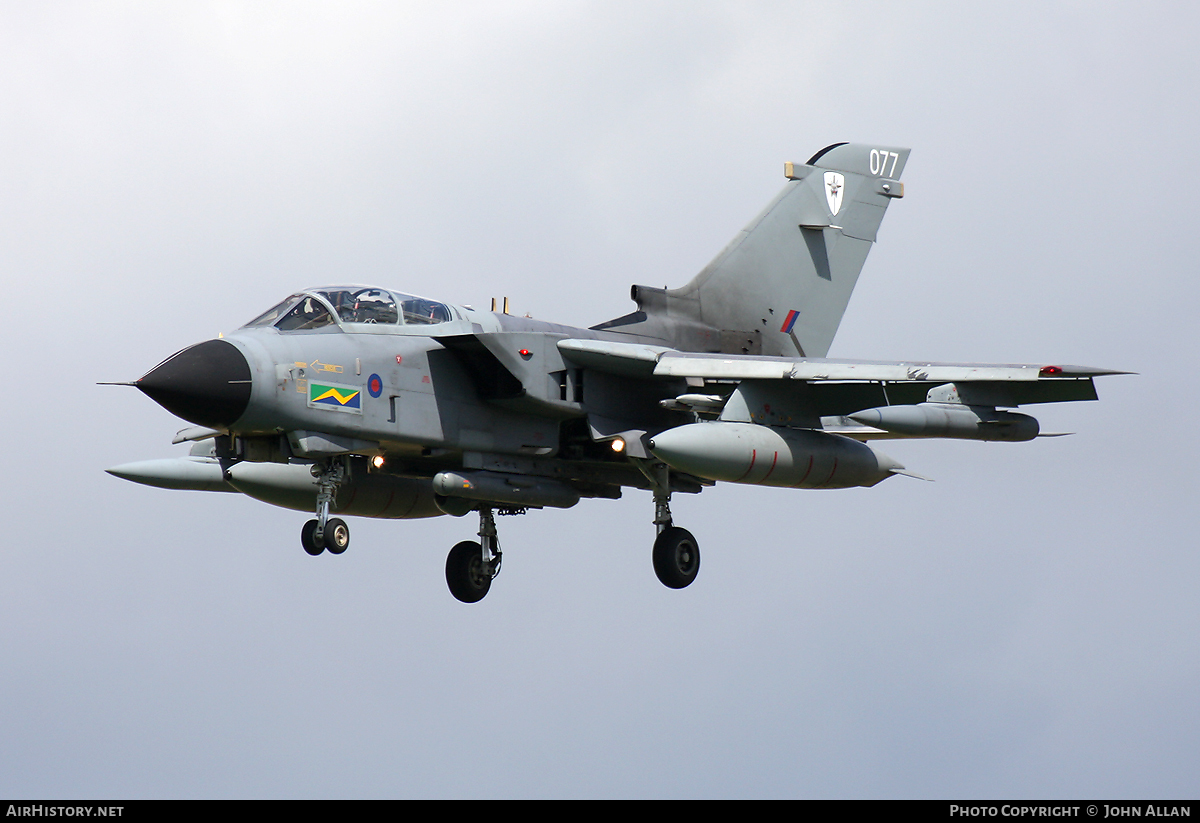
xmin=133 ymin=285 xmax=688 ymax=515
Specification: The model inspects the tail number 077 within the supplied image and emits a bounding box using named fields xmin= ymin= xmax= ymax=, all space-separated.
xmin=870 ymin=149 xmax=899 ymax=177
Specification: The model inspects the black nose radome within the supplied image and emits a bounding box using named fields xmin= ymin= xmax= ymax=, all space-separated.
xmin=137 ymin=339 xmax=252 ymax=428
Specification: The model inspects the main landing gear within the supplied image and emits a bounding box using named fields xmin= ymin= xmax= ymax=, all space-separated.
xmin=640 ymin=459 xmax=701 ymax=590
xmin=445 ymin=507 xmax=503 ymax=603
xmin=296 ymin=455 xmax=700 ymax=598
xmin=300 ymin=460 xmax=351 ymax=556
xmin=653 ymin=526 xmax=700 ymax=589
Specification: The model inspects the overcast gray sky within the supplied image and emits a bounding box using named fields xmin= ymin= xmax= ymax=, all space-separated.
xmin=2 ymin=1 xmax=1197 ymax=798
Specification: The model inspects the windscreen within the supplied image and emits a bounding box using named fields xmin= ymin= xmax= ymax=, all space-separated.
xmin=275 ymin=295 xmax=336 ymax=331
xmin=244 ymin=294 xmax=304 ymax=328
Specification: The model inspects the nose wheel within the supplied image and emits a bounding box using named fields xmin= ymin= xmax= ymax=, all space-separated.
xmin=301 ymin=517 xmax=350 ymax=556
xmin=300 ymin=460 xmax=350 ymax=556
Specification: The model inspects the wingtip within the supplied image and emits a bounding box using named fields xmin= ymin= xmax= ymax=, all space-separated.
xmin=1046 ymin=366 xmax=1136 ymax=377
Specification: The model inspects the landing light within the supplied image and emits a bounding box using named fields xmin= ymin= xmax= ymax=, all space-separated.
xmin=371 ymin=455 xmax=385 ymax=469
xmin=611 ymin=438 xmax=626 ymax=453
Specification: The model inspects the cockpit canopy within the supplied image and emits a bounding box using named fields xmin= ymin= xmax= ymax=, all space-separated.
xmin=243 ymin=287 xmax=455 ymax=331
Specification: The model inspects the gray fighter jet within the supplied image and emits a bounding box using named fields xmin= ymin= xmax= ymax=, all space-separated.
xmin=107 ymin=142 xmax=1123 ymax=602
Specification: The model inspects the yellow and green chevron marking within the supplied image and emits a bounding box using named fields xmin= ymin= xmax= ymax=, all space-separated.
xmin=308 ymin=381 xmax=362 ymax=413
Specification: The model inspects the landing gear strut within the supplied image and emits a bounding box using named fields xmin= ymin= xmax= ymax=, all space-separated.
xmin=301 ymin=459 xmax=350 ymax=556
xmin=445 ymin=507 xmax=503 ymax=603
xmin=636 ymin=458 xmax=701 ymax=590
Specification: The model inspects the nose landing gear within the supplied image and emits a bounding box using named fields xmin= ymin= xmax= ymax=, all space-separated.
xmin=300 ymin=460 xmax=350 ymax=556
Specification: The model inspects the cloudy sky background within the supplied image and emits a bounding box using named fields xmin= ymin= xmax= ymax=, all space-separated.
xmin=2 ymin=1 xmax=1196 ymax=798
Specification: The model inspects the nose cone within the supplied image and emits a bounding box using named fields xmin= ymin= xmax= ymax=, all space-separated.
xmin=137 ymin=339 xmax=252 ymax=428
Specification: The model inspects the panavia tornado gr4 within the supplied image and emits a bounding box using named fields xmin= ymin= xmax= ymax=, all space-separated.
xmin=107 ymin=142 xmax=1123 ymax=602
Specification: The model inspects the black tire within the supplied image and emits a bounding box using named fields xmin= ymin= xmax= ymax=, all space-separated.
xmin=653 ymin=527 xmax=700 ymax=589
xmin=446 ymin=540 xmax=491 ymax=603
xmin=301 ymin=519 xmax=324 ymax=556
xmin=324 ymin=518 xmax=350 ymax=554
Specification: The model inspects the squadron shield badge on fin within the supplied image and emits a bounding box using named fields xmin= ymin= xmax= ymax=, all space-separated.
xmin=824 ymin=171 xmax=845 ymax=215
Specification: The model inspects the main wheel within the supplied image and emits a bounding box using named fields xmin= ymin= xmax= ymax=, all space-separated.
xmin=653 ymin=526 xmax=700 ymax=589
xmin=301 ymin=519 xmax=325 ymax=556
xmin=324 ymin=518 xmax=350 ymax=554
xmin=446 ymin=540 xmax=491 ymax=603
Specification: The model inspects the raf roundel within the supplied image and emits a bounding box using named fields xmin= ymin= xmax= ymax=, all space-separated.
xmin=367 ymin=373 xmax=383 ymax=398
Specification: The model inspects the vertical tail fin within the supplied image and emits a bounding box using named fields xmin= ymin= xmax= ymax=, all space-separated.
xmin=600 ymin=143 xmax=910 ymax=357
